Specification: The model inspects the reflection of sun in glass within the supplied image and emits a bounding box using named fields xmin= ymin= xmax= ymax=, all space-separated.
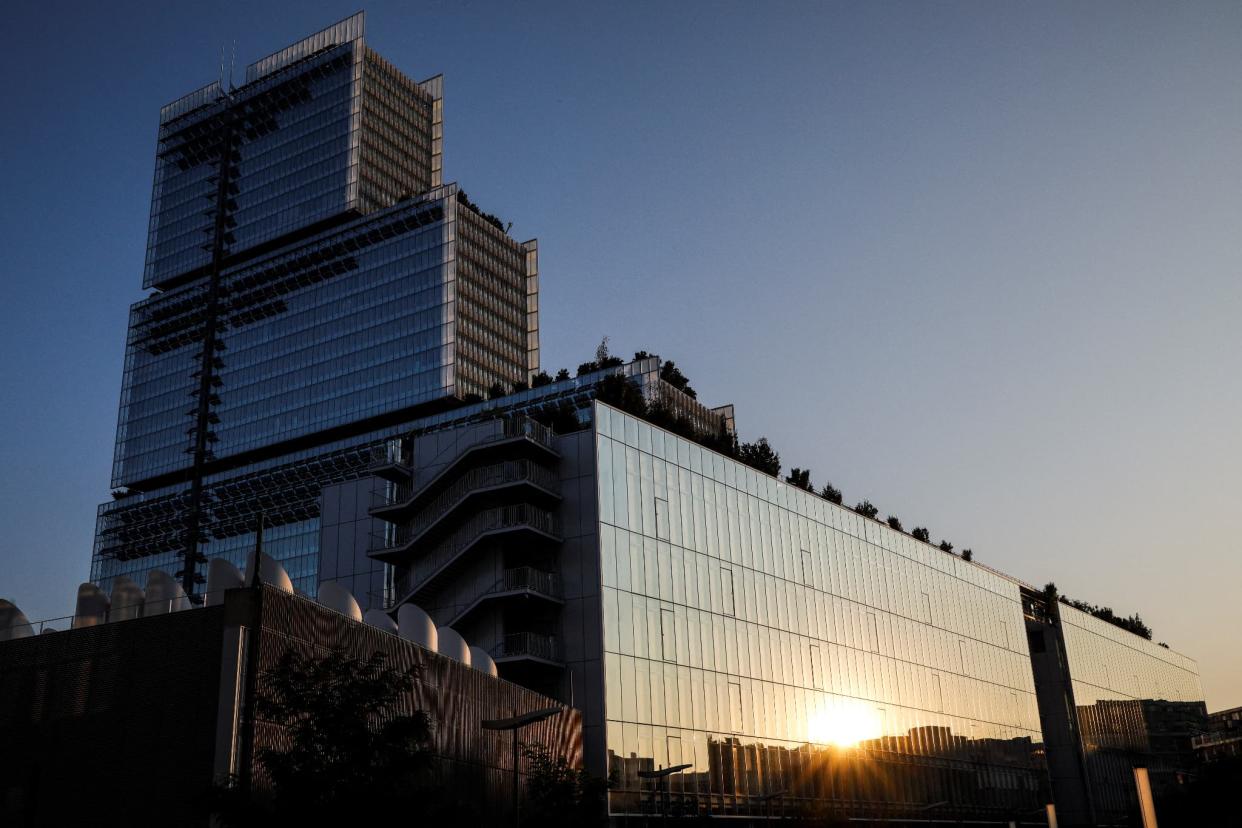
xmin=807 ymin=701 xmax=884 ymax=748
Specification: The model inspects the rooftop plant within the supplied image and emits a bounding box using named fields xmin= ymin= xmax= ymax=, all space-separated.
xmin=1043 ymin=582 xmax=1154 ymax=640
xmin=786 ymin=468 xmax=813 ymax=491
xmin=455 ymin=189 xmax=506 ymax=233
xmin=853 ymin=500 xmax=879 ymax=520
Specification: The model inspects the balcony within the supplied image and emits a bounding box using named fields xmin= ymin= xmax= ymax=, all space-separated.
xmin=373 ymin=416 xmax=558 ymax=515
xmin=378 ymin=504 xmax=561 ymax=604
xmin=491 ymin=632 xmax=562 ymax=667
xmin=370 ymin=459 xmax=560 ymax=534
xmin=367 ymin=438 xmax=411 ymax=482
xmin=449 ymin=566 xmax=563 ymax=627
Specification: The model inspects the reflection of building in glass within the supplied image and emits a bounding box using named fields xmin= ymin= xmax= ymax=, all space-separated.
xmin=1194 ymin=706 xmax=1242 ymax=763
xmin=361 ymin=393 xmax=1208 ymax=824
xmin=92 ymin=12 xmax=538 ymax=602
xmin=1025 ymin=591 xmax=1205 ymax=826
xmin=589 ymin=403 xmax=1051 ymax=821
xmin=360 ymin=397 xmax=1055 ymax=821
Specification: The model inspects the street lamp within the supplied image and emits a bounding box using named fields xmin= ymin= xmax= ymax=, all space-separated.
xmin=761 ymin=789 xmax=787 ymax=821
xmin=482 ymin=705 xmax=564 ymax=825
xmin=638 ymin=763 xmax=693 ymax=824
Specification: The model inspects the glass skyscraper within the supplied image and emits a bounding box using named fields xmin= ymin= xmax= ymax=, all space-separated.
xmin=94 ymin=13 xmax=538 ymax=601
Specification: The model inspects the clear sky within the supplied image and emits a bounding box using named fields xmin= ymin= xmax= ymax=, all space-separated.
xmin=1 ymin=1 xmax=1238 ymax=708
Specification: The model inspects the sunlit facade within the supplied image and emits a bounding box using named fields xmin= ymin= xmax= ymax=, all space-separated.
xmin=1026 ymin=595 xmax=1205 ymax=826
xmin=594 ymin=403 xmax=1050 ymax=820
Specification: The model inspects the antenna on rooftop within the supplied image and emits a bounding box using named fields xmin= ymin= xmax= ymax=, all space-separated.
xmin=228 ymin=40 xmax=237 ymax=91
xmin=218 ymin=45 xmax=226 ymax=91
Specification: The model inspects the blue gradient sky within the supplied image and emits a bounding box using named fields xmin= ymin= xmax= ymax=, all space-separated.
xmin=2 ymin=1 xmax=1239 ymax=707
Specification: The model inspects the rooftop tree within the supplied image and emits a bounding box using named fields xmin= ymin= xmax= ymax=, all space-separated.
xmin=786 ymin=467 xmax=813 ymax=491
xmin=819 ymin=482 xmax=843 ymax=504
xmin=853 ymin=500 xmax=879 ymax=520
xmin=738 ymin=438 xmax=781 ymax=476
xmin=659 ymin=360 xmax=697 ymax=398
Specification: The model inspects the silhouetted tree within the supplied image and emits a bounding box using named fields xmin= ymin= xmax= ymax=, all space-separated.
xmin=938 ymin=540 xmax=953 ymax=553
xmin=886 ymin=515 xmax=903 ymax=532
xmin=911 ymin=527 xmax=930 ymax=543
xmin=211 ymin=650 xmax=436 ymax=826
xmin=512 ymin=380 xmax=529 ymax=393
xmin=588 ymin=337 xmax=623 ymax=368
xmin=786 ymin=467 xmax=813 ymax=491
xmin=659 ymin=360 xmax=697 ymax=398
xmin=819 ymin=482 xmax=843 ymax=504
xmin=1055 ymin=588 xmax=1154 ymax=639
xmin=461 ymin=393 xmax=484 ymax=404
xmin=530 ymin=371 xmax=554 ymax=388
xmin=554 ymin=368 xmax=570 ymax=381
xmin=488 ymin=382 xmax=507 ymax=400
xmin=960 ymin=548 xmax=973 ymax=561
xmin=853 ymin=500 xmax=879 ymax=520
xmin=530 ymin=400 xmax=583 ymax=434
xmin=595 ymin=374 xmax=648 ymax=418
xmin=520 ymin=743 xmax=609 ymax=828
xmin=633 ymin=350 xmax=652 ymax=361
xmin=738 ymin=437 xmax=781 ymax=476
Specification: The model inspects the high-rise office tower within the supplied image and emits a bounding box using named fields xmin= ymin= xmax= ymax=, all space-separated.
xmin=94 ymin=13 xmax=539 ymax=602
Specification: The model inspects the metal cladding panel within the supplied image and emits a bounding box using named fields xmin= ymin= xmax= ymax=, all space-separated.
xmin=251 ymin=588 xmax=583 ymax=818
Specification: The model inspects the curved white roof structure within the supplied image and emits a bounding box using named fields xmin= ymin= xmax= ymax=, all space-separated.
xmin=317 ymin=581 xmax=362 ymax=622
xmin=469 ymin=646 xmax=498 ymax=677
xmin=72 ymin=582 xmax=111 ymax=628
xmin=205 ymin=558 xmax=244 ymax=606
xmin=109 ymin=576 xmax=145 ymax=621
xmin=364 ymin=609 xmax=398 ymax=633
xmin=243 ymin=552 xmax=294 ymax=594
xmin=0 ymin=599 xmax=34 ymax=641
xmin=144 ymin=570 xmax=191 ymax=615
xmin=397 ymin=604 xmax=437 ymax=651
xmin=437 ymin=627 xmax=471 ymax=666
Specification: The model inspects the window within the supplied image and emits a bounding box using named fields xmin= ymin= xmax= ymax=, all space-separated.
xmin=801 ymin=549 xmax=813 ymax=587
xmin=866 ymin=612 xmax=880 ymax=653
xmin=661 ymin=608 xmax=676 ymax=661
xmin=921 ymin=592 xmax=932 ymax=624
xmin=728 ymin=681 xmax=743 ymax=733
xmin=654 ymin=497 xmax=669 ymax=540
xmin=721 ymin=567 xmax=735 ymax=617
xmin=809 ymin=644 xmax=822 ymax=690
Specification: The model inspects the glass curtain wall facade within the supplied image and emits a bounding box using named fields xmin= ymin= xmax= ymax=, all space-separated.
xmin=94 ymin=13 xmax=538 ymax=603
xmin=593 ymin=402 xmax=1049 ymax=821
xmin=1058 ymin=604 xmax=1205 ymax=825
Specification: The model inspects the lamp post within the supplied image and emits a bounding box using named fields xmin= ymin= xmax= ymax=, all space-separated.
xmin=482 ymin=705 xmax=564 ymax=825
xmin=761 ymin=789 xmax=787 ymax=821
xmin=638 ymin=763 xmax=692 ymax=824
